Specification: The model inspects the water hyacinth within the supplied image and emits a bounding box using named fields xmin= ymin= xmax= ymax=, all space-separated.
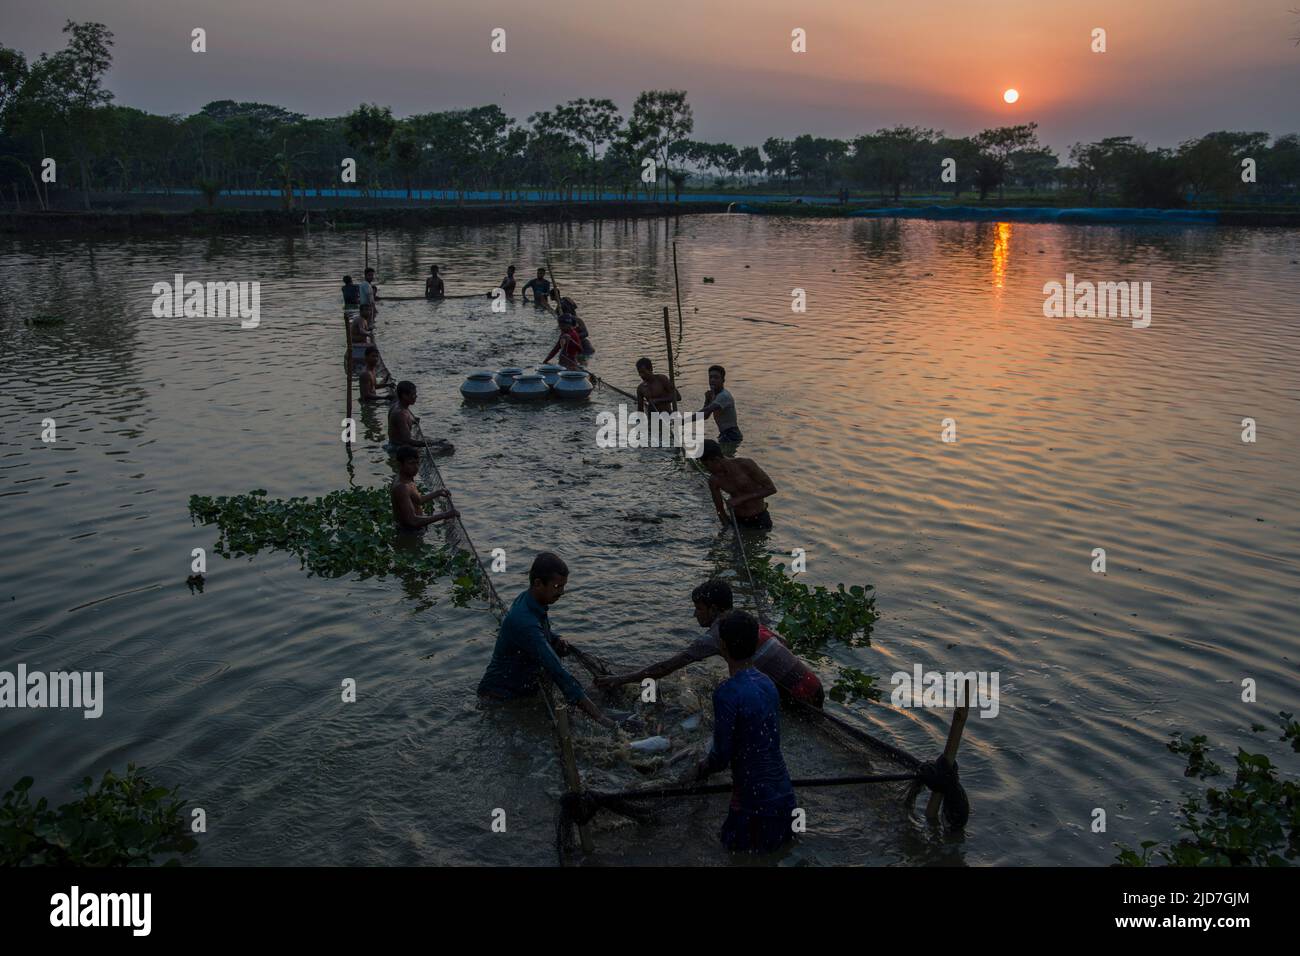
xmin=188 ymin=488 xmax=488 ymax=604
xmin=742 ymin=552 xmax=880 ymax=704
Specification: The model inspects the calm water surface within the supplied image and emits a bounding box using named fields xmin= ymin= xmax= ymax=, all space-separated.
xmin=1 ymin=215 xmax=1297 ymax=865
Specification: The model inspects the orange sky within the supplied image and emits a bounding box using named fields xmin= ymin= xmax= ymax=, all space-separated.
xmin=6 ymin=0 xmax=1298 ymax=151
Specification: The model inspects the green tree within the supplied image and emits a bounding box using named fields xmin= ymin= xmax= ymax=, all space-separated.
xmin=554 ymin=98 xmax=621 ymax=198
xmin=630 ymin=90 xmax=693 ymax=199
xmin=343 ymin=103 xmax=396 ymax=197
xmin=974 ymin=123 xmax=1040 ymax=200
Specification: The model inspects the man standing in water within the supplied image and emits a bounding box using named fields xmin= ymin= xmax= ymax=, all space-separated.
xmin=499 ymin=265 xmax=517 ymax=298
xmin=521 ymin=267 xmax=552 ymax=306
xmin=388 ymin=381 xmax=454 ymax=455
xmin=695 ymin=609 xmax=798 ymax=854
xmin=635 ymin=357 xmax=680 ymax=412
xmin=358 ymin=267 xmax=379 ymax=325
xmin=595 ymin=579 xmax=824 ymax=707
xmin=391 ymin=446 xmax=459 ymax=536
xmin=358 ymin=347 xmax=393 ymax=403
xmin=701 ymin=439 xmax=776 ymax=530
xmin=349 ymin=309 xmax=375 ymax=374
xmin=425 ymin=265 xmax=445 ymax=299
xmin=699 ymin=364 xmax=742 ymax=445
xmin=478 ymin=552 xmax=617 ymax=728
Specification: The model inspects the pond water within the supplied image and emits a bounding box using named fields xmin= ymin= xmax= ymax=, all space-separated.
xmin=1 ymin=213 xmax=1297 ymax=865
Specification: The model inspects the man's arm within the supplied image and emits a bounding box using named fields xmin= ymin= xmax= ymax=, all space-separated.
xmin=595 ymin=652 xmax=694 ymax=688
xmin=697 ymin=688 xmax=735 ymax=779
xmin=708 ymin=478 xmax=728 ymax=523
xmin=530 ymin=624 xmax=612 ymax=726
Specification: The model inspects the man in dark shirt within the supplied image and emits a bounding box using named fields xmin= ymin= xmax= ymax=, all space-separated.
xmin=521 ymin=268 xmax=552 ymax=306
xmin=695 ymin=609 xmax=798 ymax=854
xmin=478 ymin=552 xmax=615 ymax=727
xmin=342 ymin=275 xmax=360 ymax=306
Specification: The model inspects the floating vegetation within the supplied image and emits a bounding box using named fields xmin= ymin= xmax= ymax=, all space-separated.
xmin=746 ymin=552 xmax=877 ymax=652
xmin=25 ymin=315 xmax=65 ymax=326
xmin=743 ymin=552 xmax=881 ymax=705
xmin=0 ymin=764 xmax=197 ymax=866
xmin=189 ymin=487 xmax=487 ymax=604
xmin=1114 ymin=712 xmax=1300 ymax=867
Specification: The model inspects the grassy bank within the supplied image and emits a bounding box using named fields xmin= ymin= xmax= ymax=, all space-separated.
xmin=0 ymin=200 xmax=730 ymax=237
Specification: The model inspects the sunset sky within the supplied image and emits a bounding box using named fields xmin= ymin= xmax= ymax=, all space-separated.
xmin=5 ymin=0 xmax=1299 ymax=152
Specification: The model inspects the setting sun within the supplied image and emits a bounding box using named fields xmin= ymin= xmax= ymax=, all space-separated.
xmin=1003 ymin=88 xmax=1020 ymax=104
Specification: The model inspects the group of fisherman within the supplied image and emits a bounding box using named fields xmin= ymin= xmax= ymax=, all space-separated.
xmin=342 ymin=260 xmax=801 ymax=855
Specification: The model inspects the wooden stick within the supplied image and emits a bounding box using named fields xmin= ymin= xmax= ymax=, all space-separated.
xmin=343 ymin=310 xmax=353 ymax=424
xmin=926 ymin=677 xmax=972 ymax=822
xmin=662 ymin=307 xmax=677 ymax=413
xmin=555 ymin=704 xmax=594 ymax=854
xmin=672 ymin=241 xmax=683 ymax=336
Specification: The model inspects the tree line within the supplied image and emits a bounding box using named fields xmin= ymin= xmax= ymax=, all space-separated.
xmin=3 ymin=21 xmax=1298 ymax=211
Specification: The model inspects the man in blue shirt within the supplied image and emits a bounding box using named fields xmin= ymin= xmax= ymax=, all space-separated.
xmin=695 ymin=609 xmax=798 ymax=854
xmin=478 ymin=552 xmax=615 ymax=727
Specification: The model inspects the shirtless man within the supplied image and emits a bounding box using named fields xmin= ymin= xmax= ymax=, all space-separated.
xmin=499 ymin=265 xmax=517 ymax=298
xmin=358 ymin=347 xmax=392 ymax=403
xmin=349 ymin=309 xmax=374 ymax=374
xmin=388 ymin=381 xmax=454 ymax=455
xmin=391 ymin=446 xmax=459 ymax=535
xmin=700 ymin=439 xmax=776 ymax=530
xmin=635 ymin=357 xmax=680 ymax=412
xmin=425 ymin=265 xmax=445 ymax=299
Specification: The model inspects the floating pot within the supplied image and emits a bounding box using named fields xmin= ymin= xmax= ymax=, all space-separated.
xmin=494 ymin=367 xmax=523 ymax=393
xmin=459 ymin=371 xmax=499 ymax=400
xmin=507 ymin=372 xmax=550 ymax=401
xmin=554 ymin=370 xmax=593 ymax=400
xmin=535 ymin=363 xmax=565 ymax=388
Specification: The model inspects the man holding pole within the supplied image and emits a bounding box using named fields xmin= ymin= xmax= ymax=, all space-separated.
xmin=478 ymin=552 xmax=616 ymax=728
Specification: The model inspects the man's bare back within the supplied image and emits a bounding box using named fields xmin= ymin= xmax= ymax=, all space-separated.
xmin=708 ymin=456 xmax=777 ymax=520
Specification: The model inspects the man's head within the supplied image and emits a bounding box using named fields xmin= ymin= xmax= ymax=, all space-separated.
xmin=528 ymin=552 xmax=569 ymax=606
xmin=365 ymin=346 xmax=379 ymax=368
xmin=507 ymin=265 xmax=516 ymax=275
xmin=396 ymin=380 xmax=417 ymax=405
xmin=691 ymin=578 xmax=734 ymax=628
xmin=395 ymin=445 xmax=420 ymax=479
xmin=364 ymin=268 xmax=375 ymax=281
xmin=708 ymin=364 xmax=726 ymax=393
xmin=559 ymin=297 xmax=577 ymax=314
xmin=700 ymin=439 xmax=724 ymax=472
xmin=635 ymin=357 xmax=654 ymax=382
xmin=430 ymin=265 xmax=439 ymax=275
xmin=536 ymin=268 xmax=547 ymax=279
xmin=716 ymin=609 xmax=759 ymax=662
xmin=343 ymin=274 xmax=353 ymax=285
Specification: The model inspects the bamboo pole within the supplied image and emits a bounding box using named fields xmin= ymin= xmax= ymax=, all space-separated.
xmin=672 ymin=241 xmax=683 ymax=336
xmin=926 ymin=677 xmax=972 ymax=822
xmin=662 ymin=306 xmax=677 ymax=413
xmin=365 ymin=231 xmax=370 ymax=270
xmin=555 ymin=704 xmax=594 ymax=854
xmin=343 ymin=310 xmax=353 ymax=424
